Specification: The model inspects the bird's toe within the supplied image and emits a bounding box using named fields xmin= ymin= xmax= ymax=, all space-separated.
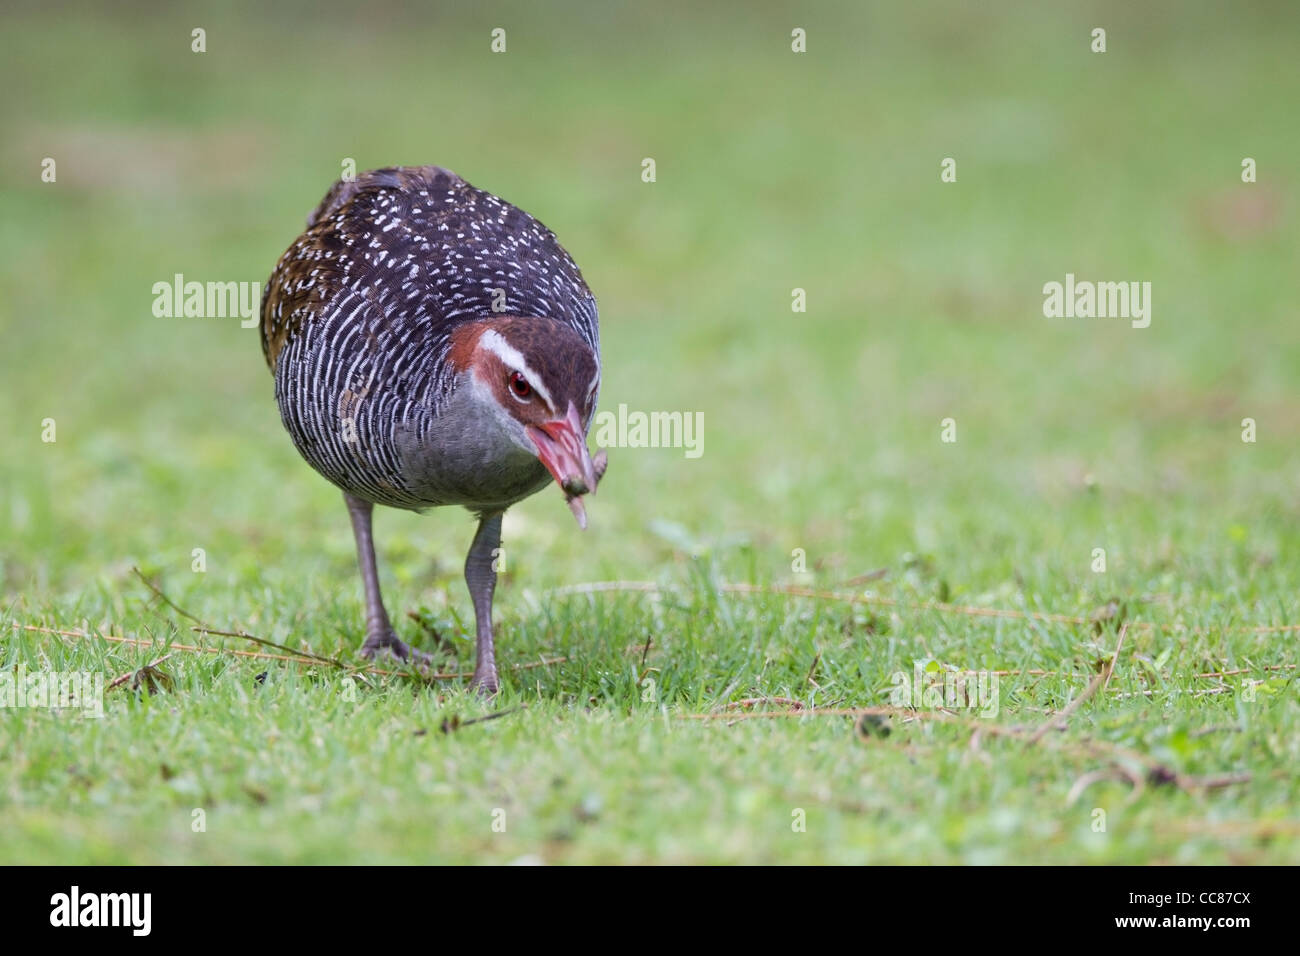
xmin=469 ymin=669 xmax=499 ymax=697
xmin=359 ymin=629 xmax=433 ymax=668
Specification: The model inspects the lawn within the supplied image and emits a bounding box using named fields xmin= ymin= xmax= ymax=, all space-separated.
xmin=1 ymin=0 xmax=1298 ymax=864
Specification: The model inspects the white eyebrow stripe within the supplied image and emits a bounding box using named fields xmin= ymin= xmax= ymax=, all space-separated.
xmin=479 ymin=329 xmax=556 ymax=413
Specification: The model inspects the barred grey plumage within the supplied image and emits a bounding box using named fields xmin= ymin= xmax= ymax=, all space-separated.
xmin=262 ymin=165 xmax=599 ymax=508
xmin=260 ymin=165 xmax=604 ymax=692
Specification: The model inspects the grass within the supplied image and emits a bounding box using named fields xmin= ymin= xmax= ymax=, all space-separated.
xmin=2 ymin=0 xmax=1298 ymax=864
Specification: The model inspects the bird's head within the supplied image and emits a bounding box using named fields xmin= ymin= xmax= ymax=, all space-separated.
xmin=449 ymin=316 xmax=604 ymax=526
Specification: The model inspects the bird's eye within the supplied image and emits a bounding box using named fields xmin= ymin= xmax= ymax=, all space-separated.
xmin=509 ymin=372 xmax=532 ymax=399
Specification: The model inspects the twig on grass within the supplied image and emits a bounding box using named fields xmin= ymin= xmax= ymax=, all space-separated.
xmin=190 ymin=626 xmax=343 ymax=668
xmin=107 ymin=653 xmax=173 ymax=691
xmin=15 ymin=623 xmax=566 ymax=682
xmin=1066 ymin=766 xmax=1145 ymax=807
xmin=725 ymin=697 xmax=805 ymax=711
xmin=130 ymin=566 xmax=204 ymax=625
xmin=550 ymin=580 xmax=1300 ymax=635
xmin=1189 ymin=724 xmax=1243 ymax=738
xmin=838 ymin=568 xmax=888 ymax=587
xmin=406 ymin=610 xmax=454 ymax=654
xmin=1026 ymin=670 xmax=1109 ymax=745
xmin=805 ymin=652 xmax=821 ymax=689
xmin=1195 ymin=664 xmax=1295 ymax=678
xmin=132 ymin=566 xmax=346 ymax=667
xmin=1100 ymin=621 xmax=1130 ymax=695
xmin=552 ymin=580 xmax=1093 ymax=627
xmin=17 ymin=624 xmax=327 ymax=666
xmin=679 ymin=702 xmax=1252 ymax=797
xmin=439 ymin=705 xmax=525 ymax=734
xmin=131 ymin=565 xmax=552 ymax=683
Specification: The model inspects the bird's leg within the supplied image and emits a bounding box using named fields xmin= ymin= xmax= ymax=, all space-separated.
xmin=465 ymin=511 xmax=504 ymax=695
xmin=344 ymin=492 xmax=429 ymax=664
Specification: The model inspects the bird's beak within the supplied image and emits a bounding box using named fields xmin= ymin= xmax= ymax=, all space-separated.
xmin=527 ymin=402 xmax=599 ymax=528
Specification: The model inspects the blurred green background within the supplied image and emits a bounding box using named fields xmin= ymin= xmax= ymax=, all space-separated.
xmin=1 ymin=1 xmax=1297 ymax=863
xmin=3 ymin=1 xmax=1297 ymax=605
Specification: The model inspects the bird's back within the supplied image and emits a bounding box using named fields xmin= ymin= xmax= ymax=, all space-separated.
xmin=260 ymin=165 xmax=600 ymax=509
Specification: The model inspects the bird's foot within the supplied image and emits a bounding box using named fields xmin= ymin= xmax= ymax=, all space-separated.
xmin=469 ymin=666 xmax=499 ymax=698
xmin=359 ymin=628 xmax=434 ymax=668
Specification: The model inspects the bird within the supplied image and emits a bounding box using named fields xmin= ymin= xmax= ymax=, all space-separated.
xmin=259 ymin=165 xmax=604 ymax=694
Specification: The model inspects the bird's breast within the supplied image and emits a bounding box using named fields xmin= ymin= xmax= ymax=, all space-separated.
xmin=392 ymin=387 xmax=551 ymax=511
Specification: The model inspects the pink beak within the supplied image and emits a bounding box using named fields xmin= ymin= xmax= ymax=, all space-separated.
xmin=527 ymin=402 xmax=599 ymax=528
